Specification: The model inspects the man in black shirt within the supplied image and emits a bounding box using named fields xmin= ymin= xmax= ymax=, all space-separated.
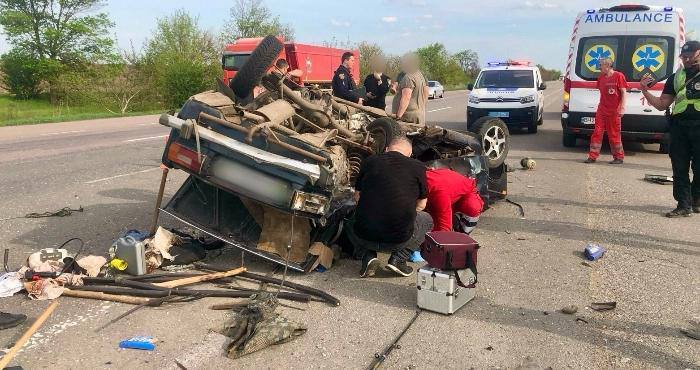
xmin=641 ymin=40 xmax=700 ymax=217
xmin=363 ymin=56 xmax=391 ymax=110
xmin=332 ymin=52 xmax=363 ymax=104
xmin=347 ymin=134 xmax=433 ymax=277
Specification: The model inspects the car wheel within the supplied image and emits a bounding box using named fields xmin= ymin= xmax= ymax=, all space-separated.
xmin=229 ymin=35 xmax=283 ymax=100
xmin=527 ymin=122 xmax=538 ymax=134
xmin=562 ymin=133 xmax=577 ymax=147
xmin=659 ymin=142 xmax=669 ymax=154
xmin=468 ymin=116 xmax=510 ymax=169
xmin=367 ymin=117 xmax=401 ymax=154
xmin=537 ymin=112 xmax=544 ymax=126
xmin=440 ymin=92 xmax=444 ymax=98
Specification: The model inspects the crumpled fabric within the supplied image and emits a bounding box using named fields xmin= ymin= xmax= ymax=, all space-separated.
xmin=77 ymin=256 xmax=107 ymax=277
xmin=144 ymin=227 xmax=180 ymax=272
xmin=24 ymin=278 xmax=65 ymax=300
xmin=0 ymin=272 xmax=23 ymax=297
xmin=217 ymin=292 xmax=306 ymax=359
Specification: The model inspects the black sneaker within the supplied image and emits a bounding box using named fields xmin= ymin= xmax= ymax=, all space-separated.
xmin=665 ymin=207 xmax=692 ymax=218
xmin=693 ymin=199 xmax=700 ymax=213
xmin=583 ymin=158 xmax=596 ymax=164
xmin=0 ymin=311 xmax=27 ymax=330
xmin=386 ymin=256 xmax=414 ymax=277
xmin=609 ymin=159 xmax=624 ymax=165
xmin=360 ymin=252 xmax=380 ymax=278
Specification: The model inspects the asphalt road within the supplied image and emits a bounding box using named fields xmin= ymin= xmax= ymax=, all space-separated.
xmin=0 ymin=83 xmax=698 ymax=369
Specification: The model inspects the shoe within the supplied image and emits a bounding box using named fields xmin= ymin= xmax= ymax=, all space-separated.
xmin=609 ymin=159 xmax=624 ymax=165
xmin=693 ymin=199 xmax=700 ymax=214
xmin=665 ymin=207 xmax=692 ymax=218
xmin=0 ymin=311 xmax=27 ymax=330
xmin=360 ymin=252 xmax=380 ymax=278
xmin=583 ymin=158 xmax=596 ymax=164
xmin=386 ymin=256 xmax=414 ymax=277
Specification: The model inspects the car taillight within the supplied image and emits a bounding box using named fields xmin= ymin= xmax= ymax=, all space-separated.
xmin=562 ymin=78 xmax=571 ymax=112
xmin=167 ymin=142 xmax=205 ymax=173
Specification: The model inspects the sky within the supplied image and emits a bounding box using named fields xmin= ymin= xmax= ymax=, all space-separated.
xmin=1 ymin=0 xmax=698 ymax=70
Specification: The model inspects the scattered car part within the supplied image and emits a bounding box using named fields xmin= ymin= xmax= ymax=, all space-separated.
xmin=590 ymin=301 xmax=617 ymax=312
xmin=644 ymin=174 xmax=673 ymax=185
xmin=469 ymin=117 xmax=510 ymax=168
xmin=368 ymin=310 xmax=422 ymax=370
xmin=520 ymin=157 xmax=536 ymax=170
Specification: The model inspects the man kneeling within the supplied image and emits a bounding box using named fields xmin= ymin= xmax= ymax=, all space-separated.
xmin=346 ymin=134 xmax=433 ymax=277
xmin=425 ymin=168 xmax=484 ymax=233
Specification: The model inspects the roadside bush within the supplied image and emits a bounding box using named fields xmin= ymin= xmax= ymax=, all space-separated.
xmin=157 ymin=56 xmax=218 ymax=109
xmin=0 ymin=49 xmax=61 ymax=99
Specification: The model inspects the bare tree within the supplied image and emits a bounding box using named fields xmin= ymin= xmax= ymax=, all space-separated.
xmin=454 ymin=49 xmax=480 ymax=78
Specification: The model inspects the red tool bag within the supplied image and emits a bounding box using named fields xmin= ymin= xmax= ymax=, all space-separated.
xmin=420 ymin=231 xmax=479 ymax=287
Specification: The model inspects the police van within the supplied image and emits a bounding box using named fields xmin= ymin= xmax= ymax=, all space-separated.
xmin=561 ymin=4 xmax=685 ymax=152
xmin=467 ymin=61 xmax=546 ymax=134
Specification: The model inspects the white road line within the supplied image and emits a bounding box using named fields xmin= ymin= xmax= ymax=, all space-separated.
xmin=39 ymin=130 xmax=86 ymax=136
xmin=136 ymin=123 xmax=158 ymax=126
xmin=427 ymin=106 xmax=452 ymax=113
xmin=85 ymin=168 xmax=160 ymax=184
xmin=123 ymin=134 xmax=168 ymax=143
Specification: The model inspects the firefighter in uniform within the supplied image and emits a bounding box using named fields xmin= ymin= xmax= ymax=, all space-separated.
xmin=641 ymin=40 xmax=700 ymax=217
xmin=332 ymin=52 xmax=362 ymax=104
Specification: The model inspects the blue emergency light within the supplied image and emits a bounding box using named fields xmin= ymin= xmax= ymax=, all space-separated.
xmin=664 ymin=6 xmax=673 ymax=11
xmin=587 ymin=9 xmax=595 ymax=14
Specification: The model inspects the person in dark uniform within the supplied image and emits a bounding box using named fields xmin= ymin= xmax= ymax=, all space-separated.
xmin=641 ymin=40 xmax=700 ymax=217
xmin=363 ymin=55 xmax=391 ymax=110
xmin=332 ymin=52 xmax=362 ymax=104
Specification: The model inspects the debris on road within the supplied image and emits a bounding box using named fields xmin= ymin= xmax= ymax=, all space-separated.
xmin=119 ymin=336 xmax=157 ymax=351
xmin=0 ymin=300 xmax=59 ymax=369
xmin=0 ymin=206 xmax=84 ymax=222
xmin=520 ymin=157 xmax=536 ymax=170
xmin=590 ymin=302 xmax=617 ymax=312
xmin=217 ymin=292 xmax=306 ymax=359
xmin=560 ymin=305 xmax=578 ymax=315
xmin=584 ymin=243 xmax=605 ymax=261
xmin=644 ymin=174 xmax=673 ymax=185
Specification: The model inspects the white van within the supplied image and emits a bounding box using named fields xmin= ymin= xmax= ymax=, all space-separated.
xmin=561 ymin=4 xmax=685 ymax=152
xmin=467 ymin=61 xmax=546 ymax=134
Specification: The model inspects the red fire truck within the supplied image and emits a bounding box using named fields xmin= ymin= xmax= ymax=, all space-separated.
xmin=222 ymin=37 xmax=360 ymax=88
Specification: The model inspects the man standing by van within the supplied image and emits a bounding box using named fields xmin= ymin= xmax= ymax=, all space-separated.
xmin=584 ymin=57 xmax=627 ymax=164
xmin=641 ymin=40 xmax=700 ymax=218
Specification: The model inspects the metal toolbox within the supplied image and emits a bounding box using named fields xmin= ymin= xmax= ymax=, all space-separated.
xmin=416 ymin=266 xmax=476 ymax=315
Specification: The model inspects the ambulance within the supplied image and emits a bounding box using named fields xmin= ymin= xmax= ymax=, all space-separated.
xmin=561 ymin=4 xmax=685 ymax=152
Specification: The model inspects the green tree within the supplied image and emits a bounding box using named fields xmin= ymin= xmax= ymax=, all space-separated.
xmin=357 ymin=41 xmax=384 ymax=78
xmin=0 ymin=48 xmax=61 ymax=98
xmin=536 ymin=64 xmax=562 ymax=81
xmin=0 ymin=0 xmax=115 ymax=64
xmin=144 ymin=10 xmax=220 ymax=109
xmin=454 ymin=49 xmax=480 ymax=78
xmin=221 ymin=0 xmax=294 ymax=42
xmin=416 ymin=43 xmax=468 ymax=86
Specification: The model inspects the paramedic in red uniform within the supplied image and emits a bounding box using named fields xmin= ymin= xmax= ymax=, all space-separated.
xmin=425 ymin=168 xmax=484 ymax=234
xmin=584 ymin=57 xmax=628 ymax=164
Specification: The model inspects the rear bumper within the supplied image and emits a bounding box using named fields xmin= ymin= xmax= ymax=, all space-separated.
xmin=467 ymin=106 xmax=538 ymax=127
xmin=561 ymin=112 xmax=670 ymax=143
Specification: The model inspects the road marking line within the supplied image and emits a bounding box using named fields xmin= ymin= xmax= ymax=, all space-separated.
xmin=123 ymin=135 xmax=167 ymax=143
xmin=136 ymin=123 xmax=158 ymax=126
xmin=39 ymin=130 xmax=86 ymax=136
xmin=427 ymin=106 xmax=452 ymax=113
xmin=85 ymin=168 xmax=160 ymax=184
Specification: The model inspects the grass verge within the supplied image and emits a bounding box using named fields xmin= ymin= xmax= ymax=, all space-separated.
xmin=0 ymin=95 xmax=162 ymax=127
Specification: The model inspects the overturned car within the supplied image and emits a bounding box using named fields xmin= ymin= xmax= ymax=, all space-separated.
xmin=157 ymin=36 xmax=510 ymax=272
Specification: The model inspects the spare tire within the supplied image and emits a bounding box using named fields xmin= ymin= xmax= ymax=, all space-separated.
xmin=367 ymin=117 xmax=401 ymax=154
xmin=229 ymin=35 xmax=283 ymax=99
xmin=468 ymin=117 xmax=510 ymax=168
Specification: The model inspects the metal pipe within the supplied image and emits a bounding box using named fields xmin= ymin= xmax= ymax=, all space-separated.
xmin=149 ymin=166 xmax=169 ymax=235
xmin=331 ymin=96 xmax=388 ymax=117
xmin=293 ymin=114 xmax=373 ymax=153
xmin=70 ymin=285 xmax=312 ymax=302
